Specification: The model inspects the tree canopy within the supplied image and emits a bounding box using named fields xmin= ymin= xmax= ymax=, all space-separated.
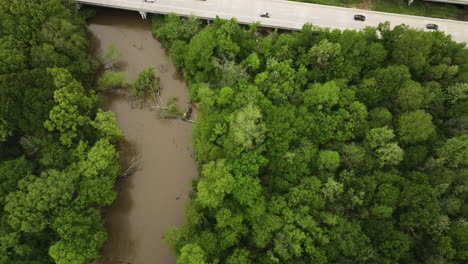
xmin=0 ymin=1 xmax=122 ymax=264
xmin=154 ymin=14 xmax=468 ymax=264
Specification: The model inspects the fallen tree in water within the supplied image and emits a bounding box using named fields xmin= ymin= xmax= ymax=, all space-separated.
xmin=132 ymin=66 xmax=160 ymax=105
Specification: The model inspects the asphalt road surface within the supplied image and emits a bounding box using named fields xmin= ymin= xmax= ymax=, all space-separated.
xmin=78 ymin=0 xmax=468 ymax=42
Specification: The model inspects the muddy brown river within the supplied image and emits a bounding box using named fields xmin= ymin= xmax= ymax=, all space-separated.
xmin=88 ymin=8 xmax=196 ymax=264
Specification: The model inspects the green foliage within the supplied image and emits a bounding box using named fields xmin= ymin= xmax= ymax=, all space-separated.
xmin=99 ymin=44 xmax=122 ymax=69
xmin=230 ymin=104 xmax=266 ymax=150
xmin=318 ymin=150 xmax=340 ymax=172
xmin=304 ymin=81 xmax=340 ymax=110
xmin=368 ymin=107 xmax=392 ymax=128
xmin=177 ymin=244 xmax=207 ymax=264
xmin=0 ymin=36 xmax=27 ymax=74
xmin=392 ymin=29 xmax=433 ymax=73
xmin=158 ymin=96 xmax=183 ymax=119
xmin=0 ymin=118 xmax=12 ymax=142
xmin=445 ymin=83 xmax=468 ymax=104
xmin=154 ymin=14 xmax=468 ymax=264
xmin=196 ymin=159 xmax=235 ymax=208
xmin=437 ymin=135 xmax=468 ymax=168
xmin=397 ymin=110 xmax=435 ymax=144
xmin=49 ymin=208 xmax=107 ymax=264
xmin=91 ymin=109 xmax=123 ymax=142
xmin=396 ymin=80 xmax=427 ymax=111
xmin=0 ymin=157 xmax=33 ymax=205
xmin=309 ymin=39 xmax=341 ymax=68
xmin=152 ymin=14 xmax=202 ymax=48
xmin=365 ymin=126 xmax=396 ymax=149
xmin=44 ymin=67 xmax=97 ymax=146
xmin=132 ymin=66 xmax=159 ymax=104
xmin=0 ymin=1 xmax=122 ymax=263
xmin=97 ymin=71 xmax=129 ymax=91
xmin=375 ymin=142 xmax=404 ymax=166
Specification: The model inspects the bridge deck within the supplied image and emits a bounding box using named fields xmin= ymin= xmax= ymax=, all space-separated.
xmin=77 ymin=0 xmax=468 ymax=43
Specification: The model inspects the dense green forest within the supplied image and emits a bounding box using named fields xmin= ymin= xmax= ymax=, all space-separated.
xmin=0 ymin=1 xmax=122 ymax=264
xmin=153 ymin=13 xmax=468 ymax=264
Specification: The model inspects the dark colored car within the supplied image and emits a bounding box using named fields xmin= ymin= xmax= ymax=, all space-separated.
xmin=426 ymin=24 xmax=438 ymax=30
xmin=260 ymin=12 xmax=270 ymax=18
xmin=354 ymin=14 xmax=366 ymax=21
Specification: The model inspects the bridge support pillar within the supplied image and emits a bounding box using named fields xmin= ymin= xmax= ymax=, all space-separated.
xmin=139 ymin=11 xmax=147 ymax=19
xmin=76 ymin=2 xmax=82 ymax=9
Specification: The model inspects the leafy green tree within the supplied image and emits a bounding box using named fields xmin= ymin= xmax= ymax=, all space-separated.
xmin=5 ymin=169 xmax=76 ymax=233
xmin=323 ymin=177 xmax=344 ymax=202
xmin=73 ymin=139 xmax=120 ymax=207
xmin=303 ymin=81 xmax=340 ymax=111
xmin=392 ymin=29 xmax=433 ymax=73
xmin=365 ymin=126 xmax=396 ymax=149
xmin=348 ymin=101 xmax=368 ymax=138
xmin=97 ymin=71 xmax=128 ymax=91
xmin=232 ymin=174 xmax=262 ymax=207
xmin=211 ymin=58 xmax=247 ymax=88
xmin=340 ymin=143 xmax=374 ymax=172
xmin=0 ymin=157 xmax=33 ymax=205
xmin=399 ymin=176 xmax=441 ymax=231
xmin=0 ymin=36 xmax=27 ymax=74
xmin=397 ymin=110 xmax=435 ymax=144
xmin=153 ymin=13 xmax=201 ymax=48
xmin=49 ymin=208 xmax=107 ymax=264
xmin=132 ymin=66 xmax=159 ymax=104
xmin=91 ymin=109 xmax=123 ymax=143
xmin=196 ymin=159 xmax=235 ymax=208
xmin=39 ymin=17 xmax=87 ymax=59
xmin=396 ymin=80 xmax=426 ymax=111
xmin=365 ymin=127 xmax=403 ymax=166
xmin=98 ymin=44 xmax=121 ymax=69
xmin=30 ymin=43 xmax=71 ymax=69
xmin=318 ymin=150 xmax=340 ymax=172
xmin=445 ymin=83 xmax=468 ymax=104
xmin=44 ymin=68 xmax=97 ymax=146
xmin=402 ymin=145 xmax=428 ymax=169
xmin=357 ymin=65 xmax=411 ymax=108
xmin=0 ymin=118 xmax=12 ymax=142
xmin=183 ymin=29 xmax=216 ymax=82
xmin=242 ymin=53 xmax=260 ymax=73
xmin=437 ymin=135 xmax=468 ymax=168
xmin=448 ymin=223 xmax=468 ymax=262
xmin=326 ymin=218 xmax=373 ymax=263
xmin=376 ymin=142 xmax=404 ymax=166
xmin=368 ymin=107 xmax=393 ymax=129
xmin=226 ymin=248 xmax=251 ymax=264
xmin=254 ymin=59 xmax=298 ymax=103
xmin=177 ymin=244 xmax=206 ymax=264
xmin=308 ymin=39 xmax=341 ymax=68
xmin=230 ymin=104 xmax=266 ymax=150
xmin=169 ymin=40 xmax=188 ymax=69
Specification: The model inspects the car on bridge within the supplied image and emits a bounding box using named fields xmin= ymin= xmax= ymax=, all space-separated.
xmin=426 ymin=23 xmax=439 ymax=30
xmin=260 ymin=12 xmax=270 ymax=18
xmin=354 ymin=14 xmax=366 ymax=21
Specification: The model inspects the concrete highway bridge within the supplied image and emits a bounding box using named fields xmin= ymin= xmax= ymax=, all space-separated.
xmin=77 ymin=0 xmax=468 ymax=43
xmin=424 ymin=0 xmax=468 ymax=5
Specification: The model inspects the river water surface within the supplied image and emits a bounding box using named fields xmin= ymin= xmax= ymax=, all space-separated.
xmin=88 ymin=8 xmax=196 ymax=264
